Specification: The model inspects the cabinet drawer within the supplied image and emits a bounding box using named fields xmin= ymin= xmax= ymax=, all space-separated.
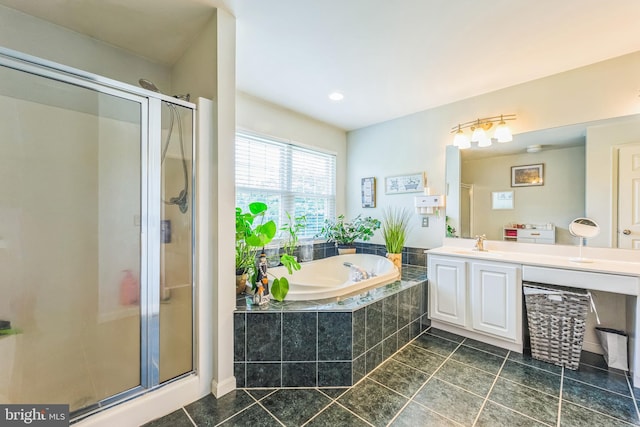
xmin=522 ymin=266 xmax=639 ymax=295
xmin=518 ymin=229 xmax=554 ymax=239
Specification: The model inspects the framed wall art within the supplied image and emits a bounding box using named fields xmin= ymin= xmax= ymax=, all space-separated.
xmin=511 ymin=164 xmax=544 ymax=187
xmin=491 ymin=191 xmax=514 ymax=210
xmin=385 ymin=173 xmax=424 ymax=194
xmin=361 ymin=177 xmax=376 ymax=207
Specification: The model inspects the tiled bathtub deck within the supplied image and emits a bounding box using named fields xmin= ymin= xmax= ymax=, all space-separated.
xmin=145 ymin=327 xmax=640 ymax=426
xmin=234 ymin=266 xmax=429 ymax=388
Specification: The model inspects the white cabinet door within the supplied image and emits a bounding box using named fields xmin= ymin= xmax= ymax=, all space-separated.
xmin=428 ymin=256 xmax=467 ymax=327
xmin=470 ymin=261 xmax=521 ymax=340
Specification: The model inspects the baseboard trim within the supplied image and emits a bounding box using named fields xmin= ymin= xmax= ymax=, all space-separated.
xmin=211 ymin=376 xmax=236 ymax=398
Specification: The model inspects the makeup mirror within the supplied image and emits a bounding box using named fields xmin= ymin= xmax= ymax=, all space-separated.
xmin=569 ymin=217 xmax=600 ymax=262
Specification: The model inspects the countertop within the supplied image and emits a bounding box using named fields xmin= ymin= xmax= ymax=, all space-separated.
xmin=427 ymin=239 xmax=640 ymax=277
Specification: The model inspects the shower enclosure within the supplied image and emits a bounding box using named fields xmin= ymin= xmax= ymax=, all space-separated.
xmin=0 ymin=48 xmax=195 ymax=420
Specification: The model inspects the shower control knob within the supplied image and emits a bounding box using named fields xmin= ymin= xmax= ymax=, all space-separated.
xmin=622 ymin=229 xmax=631 ymax=235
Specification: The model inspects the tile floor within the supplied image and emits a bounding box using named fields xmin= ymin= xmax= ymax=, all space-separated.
xmin=144 ymin=328 xmax=640 ymax=426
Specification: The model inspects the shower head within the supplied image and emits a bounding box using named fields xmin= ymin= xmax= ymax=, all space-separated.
xmin=138 ymin=78 xmax=160 ymax=92
xmin=139 ymin=78 xmax=190 ymax=102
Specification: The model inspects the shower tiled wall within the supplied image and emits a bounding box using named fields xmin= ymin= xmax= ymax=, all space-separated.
xmin=234 ymin=279 xmax=428 ymax=388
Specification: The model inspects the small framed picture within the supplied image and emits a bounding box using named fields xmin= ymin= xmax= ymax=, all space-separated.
xmin=385 ymin=173 xmax=424 ymax=194
xmin=492 ymin=191 xmax=514 ymax=210
xmin=361 ymin=177 xmax=376 ymax=208
xmin=511 ymin=164 xmax=544 ymax=187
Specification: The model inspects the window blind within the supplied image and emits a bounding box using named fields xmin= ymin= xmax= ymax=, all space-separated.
xmin=235 ymin=132 xmax=336 ymax=238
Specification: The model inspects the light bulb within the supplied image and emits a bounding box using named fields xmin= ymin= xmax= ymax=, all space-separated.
xmin=457 ymin=133 xmax=471 ymax=149
xmin=471 ymin=127 xmax=486 ymax=143
xmin=494 ymin=120 xmax=512 ymax=143
xmin=453 ymin=129 xmax=469 ymax=148
xmin=477 ymin=133 xmax=492 ymax=147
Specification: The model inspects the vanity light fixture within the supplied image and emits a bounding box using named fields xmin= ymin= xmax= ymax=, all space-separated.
xmin=451 ymin=114 xmax=516 ymax=149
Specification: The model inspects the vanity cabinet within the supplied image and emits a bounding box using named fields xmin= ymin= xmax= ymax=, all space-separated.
xmin=428 ymin=256 xmax=467 ymax=327
xmin=428 ymin=255 xmax=522 ymax=350
xmin=470 ymin=261 xmax=521 ymax=341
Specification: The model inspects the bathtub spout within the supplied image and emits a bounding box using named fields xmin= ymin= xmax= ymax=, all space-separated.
xmin=347 ymin=264 xmax=370 ymax=282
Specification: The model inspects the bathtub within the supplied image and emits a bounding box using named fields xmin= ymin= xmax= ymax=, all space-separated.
xmin=268 ymin=253 xmax=400 ymax=301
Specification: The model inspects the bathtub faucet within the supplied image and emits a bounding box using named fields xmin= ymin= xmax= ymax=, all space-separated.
xmin=344 ymin=262 xmax=370 ymax=282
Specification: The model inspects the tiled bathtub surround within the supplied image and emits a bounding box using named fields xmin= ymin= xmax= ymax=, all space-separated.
xmin=291 ymin=241 xmax=428 ymax=267
xmin=234 ymin=266 xmax=428 ymax=388
xmin=355 ymin=243 xmax=428 ymax=268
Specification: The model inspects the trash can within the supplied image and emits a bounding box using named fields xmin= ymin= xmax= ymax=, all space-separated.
xmin=595 ymin=327 xmax=629 ymax=371
xmin=523 ymin=283 xmax=591 ymax=370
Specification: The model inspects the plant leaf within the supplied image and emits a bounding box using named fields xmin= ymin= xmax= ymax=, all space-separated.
xmin=271 ymin=277 xmax=289 ymax=301
xmin=260 ymin=220 xmax=277 ymax=240
xmin=280 ymin=254 xmax=301 ymax=274
xmin=248 ymin=202 xmax=268 ymax=215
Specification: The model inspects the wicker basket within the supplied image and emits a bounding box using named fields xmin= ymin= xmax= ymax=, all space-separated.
xmin=523 ymin=283 xmax=591 ymax=370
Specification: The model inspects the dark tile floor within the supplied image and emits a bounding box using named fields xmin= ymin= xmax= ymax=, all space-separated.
xmin=143 ymin=328 xmax=640 ymax=426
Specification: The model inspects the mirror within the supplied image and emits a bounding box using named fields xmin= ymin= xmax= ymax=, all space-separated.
xmin=445 ymin=114 xmax=640 ymax=249
xmin=569 ymin=218 xmax=600 ymax=262
xmin=569 ymin=218 xmax=601 ymax=239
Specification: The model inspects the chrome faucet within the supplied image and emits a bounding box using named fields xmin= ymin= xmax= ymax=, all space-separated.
xmin=474 ymin=234 xmax=487 ymax=252
xmin=344 ymin=262 xmax=370 ymax=282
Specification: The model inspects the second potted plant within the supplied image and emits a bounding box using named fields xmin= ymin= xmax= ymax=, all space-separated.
xmin=280 ymin=212 xmax=307 ymax=260
xmin=382 ymin=207 xmax=411 ymax=275
xmin=317 ymin=214 xmax=381 ymax=254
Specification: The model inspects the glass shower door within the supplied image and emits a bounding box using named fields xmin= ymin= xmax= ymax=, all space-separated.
xmin=159 ymin=102 xmax=194 ymax=383
xmin=0 ymin=64 xmax=143 ymax=413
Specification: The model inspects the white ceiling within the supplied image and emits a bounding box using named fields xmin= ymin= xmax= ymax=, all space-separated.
xmin=2 ymin=0 xmax=640 ymax=131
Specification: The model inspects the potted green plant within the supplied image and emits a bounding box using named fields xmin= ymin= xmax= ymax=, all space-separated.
xmin=382 ymin=207 xmax=411 ymax=274
xmin=446 ymin=216 xmax=458 ymax=238
xmin=235 ymin=202 xmax=301 ymax=298
xmin=235 ymin=202 xmax=277 ymax=294
xmin=317 ymin=214 xmax=381 ymax=254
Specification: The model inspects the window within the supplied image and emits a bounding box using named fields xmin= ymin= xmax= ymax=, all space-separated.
xmin=235 ymin=132 xmax=336 ymax=238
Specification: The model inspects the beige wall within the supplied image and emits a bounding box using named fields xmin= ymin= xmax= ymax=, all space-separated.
xmin=0 ymin=5 xmax=171 ymax=92
xmin=236 ymin=91 xmax=348 ymax=214
xmin=462 ymin=145 xmax=585 ymax=244
xmin=347 ymin=51 xmax=640 ymax=249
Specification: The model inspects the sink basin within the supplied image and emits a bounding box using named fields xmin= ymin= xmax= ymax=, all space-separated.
xmin=451 ymin=249 xmax=503 ymax=257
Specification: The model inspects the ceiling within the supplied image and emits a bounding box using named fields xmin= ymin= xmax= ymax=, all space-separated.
xmin=2 ymin=0 xmax=640 ymax=131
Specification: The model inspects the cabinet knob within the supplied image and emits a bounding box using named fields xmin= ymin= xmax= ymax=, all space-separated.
xmin=623 ymin=229 xmax=631 ymax=235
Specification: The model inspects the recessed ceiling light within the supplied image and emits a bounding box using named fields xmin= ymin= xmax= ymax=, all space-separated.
xmin=328 ymin=91 xmax=344 ymax=101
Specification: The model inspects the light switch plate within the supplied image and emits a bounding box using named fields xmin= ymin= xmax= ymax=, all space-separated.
xmin=422 ymin=217 xmax=429 ymax=227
